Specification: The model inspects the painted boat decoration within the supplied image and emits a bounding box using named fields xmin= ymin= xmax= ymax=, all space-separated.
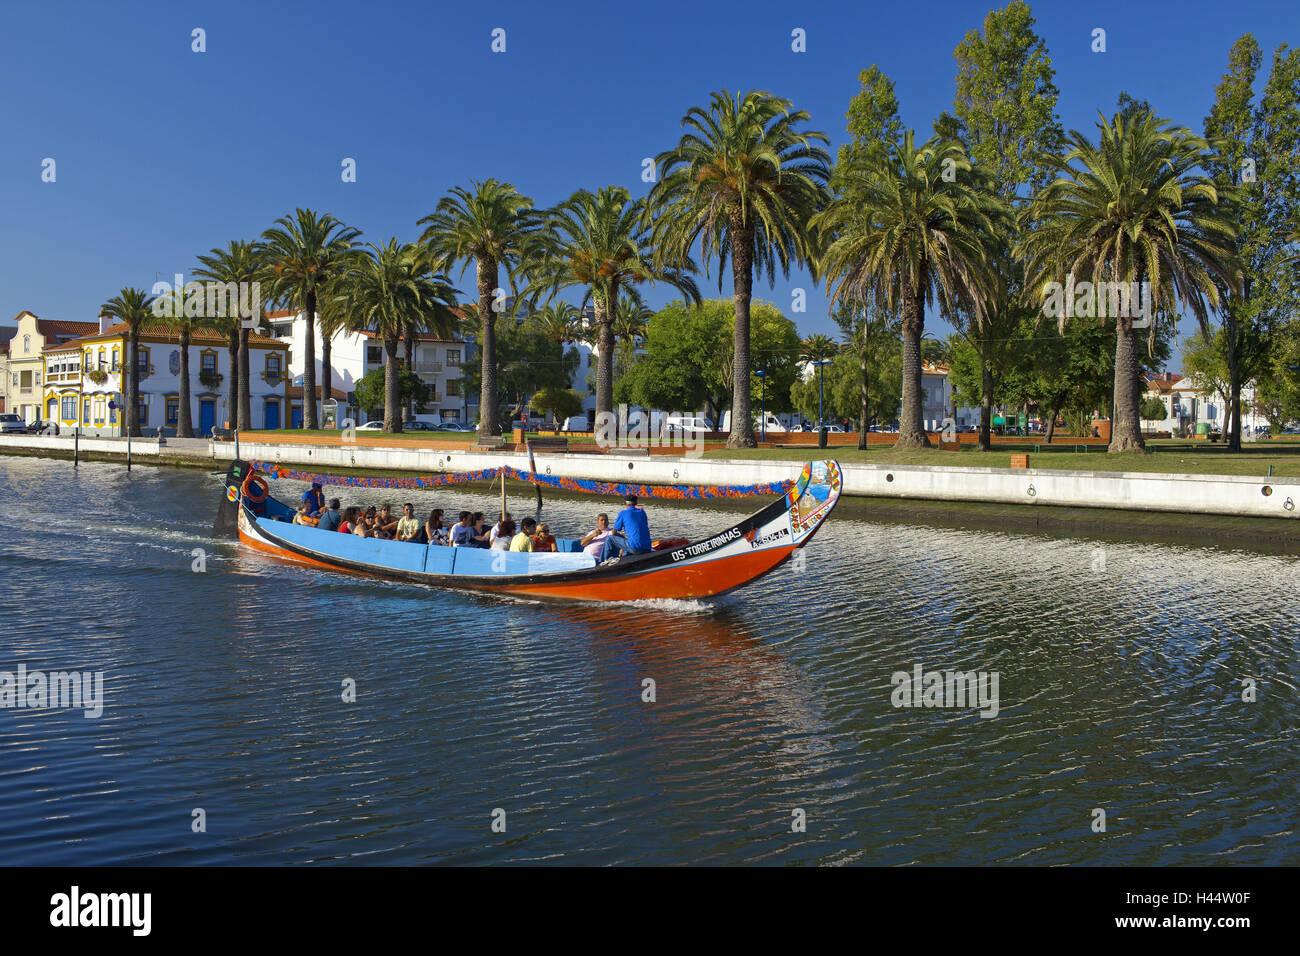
xmin=212 ymin=458 xmax=841 ymax=602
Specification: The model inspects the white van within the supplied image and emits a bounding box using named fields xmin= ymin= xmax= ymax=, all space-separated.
xmin=665 ymin=415 xmax=714 ymax=435
xmin=561 ymin=414 xmax=589 ymax=433
xmin=719 ymin=411 xmax=786 ymax=433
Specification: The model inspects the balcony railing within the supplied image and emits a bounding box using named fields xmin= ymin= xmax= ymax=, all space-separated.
xmin=415 ymin=361 xmax=443 ymax=373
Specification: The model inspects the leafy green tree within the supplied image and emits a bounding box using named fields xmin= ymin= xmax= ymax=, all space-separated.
xmin=648 ymin=90 xmax=830 ymax=447
xmin=1204 ymin=36 xmax=1300 ymax=449
xmin=418 ymin=180 xmax=541 ymax=441
xmin=840 ymin=65 xmax=903 ymax=170
xmin=531 ymin=387 xmax=585 ymax=427
xmin=1140 ymin=395 xmax=1170 ymax=422
xmin=1017 ymin=111 xmax=1240 ymax=452
xmin=1256 ymin=320 xmax=1300 ymax=427
xmin=461 ymin=317 xmax=580 ymax=426
xmin=355 ymin=365 xmax=426 ymax=419
xmin=932 ymin=1 xmax=1063 ymax=450
xmin=614 ymin=298 xmax=799 ymax=422
xmin=99 ymin=287 xmax=155 ymax=437
xmin=814 ymin=131 xmax=1004 ymax=447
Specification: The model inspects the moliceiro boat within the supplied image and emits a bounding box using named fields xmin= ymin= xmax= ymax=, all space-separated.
xmin=213 ymin=459 xmax=841 ymax=602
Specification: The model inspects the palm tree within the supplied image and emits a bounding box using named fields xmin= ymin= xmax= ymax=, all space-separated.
xmin=400 ymin=271 xmax=461 ymax=421
xmin=336 ymin=241 xmax=459 ymax=432
xmin=530 ymin=302 xmax=584 ymax=346
xmin=813 ymin=131 xmax=1004 ymax=447
xmin=259 ymin=210 xmax=362 ymax=430
xmin=648 ymin=89 xmax=830 ymax=447
xmin=418 ymin=180 xmax=540 ymax=440
xmin=152 ymin=288 xmax=196 ymax=437
xmin=613 ymin=294 xmax=652 ymax=346
xmin=194 ymin=240 xmax=264 ymax=431
xmin=531 ymin=186 xmax=698 ymax=424
xmin=99 ymin=287 xmax=155 ymax=437
xmin=1017 ymin=111 xmax=1240 ymax=452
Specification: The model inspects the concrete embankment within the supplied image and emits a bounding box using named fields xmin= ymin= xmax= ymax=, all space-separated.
xmin=4 ymin=433 xmax=1300 ymax=523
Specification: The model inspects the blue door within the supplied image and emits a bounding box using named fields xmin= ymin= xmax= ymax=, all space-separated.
xmin=199 ymin=399 xmax=216 ymax=436
xmin=264 ymin=400 xmax=280 ymax=430
xmin=291 ymin=405 xmax=303 ymax=429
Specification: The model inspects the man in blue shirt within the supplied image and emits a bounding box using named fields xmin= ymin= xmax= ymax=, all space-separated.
xmin=301 ymin=481 xmax=326 ymax=517
xmin=600 ymin=494 xmax=651 ymax=563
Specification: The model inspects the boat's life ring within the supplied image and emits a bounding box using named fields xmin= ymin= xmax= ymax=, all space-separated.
xmin=226 ymin=486 xmax=239 ymax=503
xmin=241 ymin=474 xmax=269 ymax=505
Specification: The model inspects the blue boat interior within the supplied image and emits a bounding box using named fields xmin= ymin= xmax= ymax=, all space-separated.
xmin=251 ymin=505 xmax=597 ymax=576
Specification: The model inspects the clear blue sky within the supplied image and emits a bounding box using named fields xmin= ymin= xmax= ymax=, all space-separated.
xmin=2 ymin=0 xmax=1296 ymax=340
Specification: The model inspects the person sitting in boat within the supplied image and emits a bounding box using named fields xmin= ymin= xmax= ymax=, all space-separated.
xmin=533 ymin=522 xmax=557 ymax=552
xmin=361 ymin=507 xmax=383 ymax=538
xmin=376 ymin=504 xmax=400 ymax=539
xmin=449 ymin=511 xmax=475 ymax=547
xmin=490 ymin=518 xmax=516 ymax=550
xmin=300 ymin=481 xmax=326 ymax=518
xmin=395 ymin=503 xmax=421 ymax=542
xmin=338 ymin=507 xmax=360 ymax=534
xmin=509 ymin=517 xmax=537 ymax=552
xmin=600 ymin=494 xmax=651 ymax=563
xmin=470 ymin=512 xmax=491 ymax=548
xmin=580 ymin=513 xmax=612 ymax=557
xmin=422 ymin=509 xmax=449 ymax=546
xmin=489 ymin=512 xmax=514 ymax=548
xmin=317 ymin=498 xmax=343 ymax=532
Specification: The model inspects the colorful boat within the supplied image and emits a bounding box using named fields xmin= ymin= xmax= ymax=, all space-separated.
xmin=212 ymin=458 xmax=841 ymax=602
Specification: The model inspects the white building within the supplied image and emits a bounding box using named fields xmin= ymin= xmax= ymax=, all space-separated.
xmin=1143 ymin=372 xmax=1265 ymax=437
xmin=44 ymin=317 xmax=289 ymax=435
xmin=265 ymin=309 xmax=476 ymax=424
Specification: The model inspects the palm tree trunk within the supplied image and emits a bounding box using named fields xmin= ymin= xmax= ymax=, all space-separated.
xmin=225 ymin=331 xmax=239 ymax=430
xmin=978 ymin=359 xmax=993 ymax=451
xmin=727 ymin=219 xmax=757 ymax=449
xmin=1109 ymin=319 xmax=1147 ymax=453
xmin=303 ymin=293 xmax=318 ymax=429
xmin=321 ymin=332 xmax=333 ymax=423
xmin=476 ymin=257 xmax=498 ymax=440
xmin=594 ymin=293 xmax=615 ymax=425
xmin=857 ymin=339 xmax=869 ymax=451
xmin=895 ymin=277 xmax=930 ymax=448
xmin=177 ymin=329 xmax=194 ymax=438
xmin=403 ymin=333 xmax=415 ymax=423
xmin=238 ymin=327 xmax=252 ymax=430
xmin=127 ymin=323 xmax=141 ymax=438
xmin=384 ymin=336 xmax=401 ymax=433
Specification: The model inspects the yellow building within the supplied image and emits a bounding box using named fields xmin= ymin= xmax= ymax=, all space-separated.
xmin=8 ymin=311 xmax=99 ymax=423
xmin=43 ymin=320 xmax=290 ymax=435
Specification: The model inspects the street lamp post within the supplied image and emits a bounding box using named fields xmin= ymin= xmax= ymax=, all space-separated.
xmin=756 ymin=369 xmax=766 ymax=441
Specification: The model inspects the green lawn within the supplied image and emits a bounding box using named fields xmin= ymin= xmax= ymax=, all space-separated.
xmin=707 ymin=441 xmax=1300 ymax=478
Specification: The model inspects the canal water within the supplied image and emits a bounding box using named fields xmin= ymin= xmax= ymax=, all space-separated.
xmin=0 ymin=456 xmax=1295 ymax=865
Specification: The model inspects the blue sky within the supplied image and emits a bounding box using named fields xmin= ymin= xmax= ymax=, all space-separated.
xmin=2 ymin=0 xmax=1296 ymax=341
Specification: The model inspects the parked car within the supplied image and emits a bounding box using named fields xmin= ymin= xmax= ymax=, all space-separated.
xmin=0 ymin=414 xmax=26 ymax=434
xmin=27 ymin=419 xmax=59 ymax=435
xmin=357 ymin=421 xmax=385 ymax=430
xmin=402 ymin=420 xmax=434 ymax=431
xmin=561 ymin=414 xmax=590 ymax=433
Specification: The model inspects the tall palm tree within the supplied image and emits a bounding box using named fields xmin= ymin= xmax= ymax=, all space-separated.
xmin=259 ymin=209 xmax=362 ymax=430
xmin=1017 ymin=111 xmax=1240 ymax=452
xmin=152 ymin=288 xmax=197 ymax=437
xmin=99 ymin=287 xmax=155 ymax=437
xmin=418 ymin=180 xmax=540 ymax=441
xmin=194 ymin=240 xmax=263 ymax=430
xmin=530 ymin=302 xmax=584 ymax=346
xmin=813 ymin=131 xmax=1004 ymax=447
xmin=336 ymin=241 xmax=459 ymax=432
xmin=612 ymin=294 xmax=652 ymax=347
xmin=531 ymin=186 xmax=698 ymax=424
xmin=648 ymin=90 xmax=830 ymax=447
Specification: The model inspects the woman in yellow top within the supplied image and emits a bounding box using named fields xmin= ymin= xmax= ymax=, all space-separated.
xmin=509 ymin=516 xmax=537 ymax=551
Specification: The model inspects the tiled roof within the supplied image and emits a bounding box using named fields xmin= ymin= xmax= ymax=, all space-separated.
xmin=37 ymin=319 xmax=98 ymax=342
xmin=61 ymin=321 xmax=285 ymax=348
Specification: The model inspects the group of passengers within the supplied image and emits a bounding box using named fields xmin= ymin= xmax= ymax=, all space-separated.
xmin=292 ymin=480 xmax=652 ymax=563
